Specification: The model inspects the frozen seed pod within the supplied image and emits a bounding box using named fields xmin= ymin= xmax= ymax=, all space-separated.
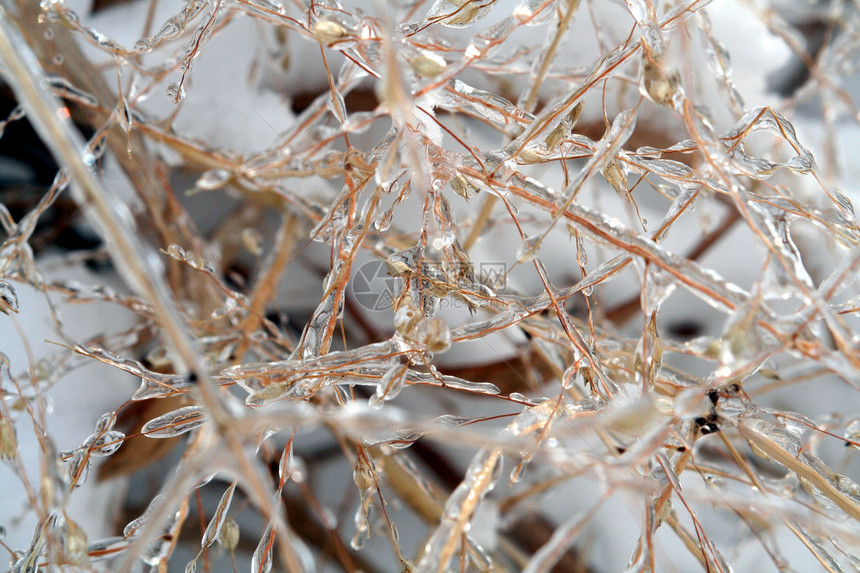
xmin=0 ymin=416 xmax=17 ymax=459
xmin=641 ymin=50 xmax=681 ymax=107
xmin=394 ymin=305 xmax=421 ymax=337
xmin=241 ymin=228 xmax=264 ymax=256
xmin=195 ymin=168 xmax=230 ymax=191
xmin=450 ymin=175 xmax=480 ymax=200
xmin=313 ymin=18 xmax=347 ymax=46
xmin=63 ymin=517 xmax=88 ymax=564
xmin=217 ymin=517 xmax=239 ymax=551
xmin=0 ymin=280 xmax=18 ymax=315
xmin=353 ymin=460 xmax=374 ymax=490
xmin=409 ymin=50 xmax=447 ymax=78
xmin=602 ymin=159 xmax=626 ymax=196
xmin=544 ymin=101 xmax=584 ymax=148
xmin=413 ymin=317 xmax=451 ymax=353
xmin=517 ymin=146 xmax=544 ymax=164
xmin=386 ymin=257 xmax=412 ymax=277
xmin=428 ymin=0 xmax=493 ymax=27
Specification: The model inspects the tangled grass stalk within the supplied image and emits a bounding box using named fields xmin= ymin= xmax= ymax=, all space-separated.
xmin=0 ymin=0 xmax=859 ymax=572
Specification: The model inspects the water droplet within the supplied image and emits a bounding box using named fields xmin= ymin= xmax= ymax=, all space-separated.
xmin=576 ymin=237 xmax=588 ymax=265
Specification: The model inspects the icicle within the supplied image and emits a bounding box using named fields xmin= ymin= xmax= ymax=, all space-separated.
xmin=201 ymin=482 xmax=237 ymax=548
xmin=141 ymin=406 xmax=206 ymax=438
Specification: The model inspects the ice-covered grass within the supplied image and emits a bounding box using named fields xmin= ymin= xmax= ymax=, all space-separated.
xmin=1 ymin=0 xmax=859 ymax=572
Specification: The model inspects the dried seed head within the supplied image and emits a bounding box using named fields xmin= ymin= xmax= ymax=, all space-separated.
xmin=394 ymin=306 xmax=421 ymax=338
xmin=641 ymin=52 xmax=681 ymax=107
xmin=64 ymin=517 xmax=89 ymax=563
xmin=602 ymin=160 xmax=626 ymax=196
xmin=450 ymin=175 xmax=479 ymax=200
xmin=440 ymin=0 xmax=486 ymax=26
xmin=567 ymin=100 xmax=584 ymax=127
xmin=417 ymin=317 xmax=451 ymax=353
xmin=410 ymin=50 xmax=447 ymax=78
xmin=0 ymin=416 xmax=17 ymax=459
xmin=241 ymin=228 xmax=264 ymax=256
xmin=543 ymin=123 xmax=566 ymax=150
xmin=544 ymin=101 xmax=584 ymax=149
xmin=353 ymin=460 xmax=374 ymax=490
xmin=146 ymin=345 xmax=173 ymax=370
xmin=518 ymin=147 xmax=544 ymax=164
xmin=386 ymin=258 xmax=412 ymax=277
xmin=313 ymin=18 xmax=347 ymax=46
xmin=218 ymin=517 xmax=239 ymax=551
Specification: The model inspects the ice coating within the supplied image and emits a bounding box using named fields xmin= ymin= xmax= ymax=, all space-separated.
xmin=0 ymin=0 xmax=859 ymax=571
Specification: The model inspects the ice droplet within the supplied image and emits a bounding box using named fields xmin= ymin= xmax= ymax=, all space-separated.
xmin=369 ymin=363 xmax=408 ymax=408
xmin=85 ymin=430 xmax=125 ymax=457
xmin=576 ymin=236 xmax=588 ymax=265
xmin=166 ymin=82 xmax=185 ymax=103
xmin=196 ymin=169 xmax=230 ymax=190
xmin=516 ymin=234 xmax=541 ymax=262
